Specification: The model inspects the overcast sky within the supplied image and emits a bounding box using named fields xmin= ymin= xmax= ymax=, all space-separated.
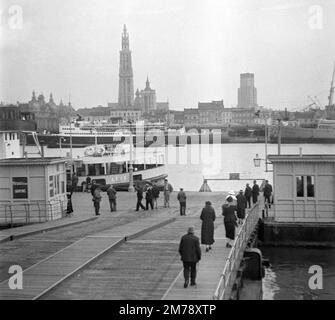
xmin=0 ymin=0 xmax=334 ymax=110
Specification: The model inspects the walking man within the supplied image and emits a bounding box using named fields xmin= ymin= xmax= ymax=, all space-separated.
xmin=92 ymin=185 xmax=102 ymax=216
xmin=263 ymin=180 xmax=273 ymax=208
xmin=107 ymin=184 xmax=117 ymax=212
xmin=163 ymin=179 xmax=173 ymax=208
xmin=178 ymin=226 xmax=201 ymax=288
xmin=177 ymin=188 xmax=187 ymax=216
xmin=244 ymin=183 xmax=252 ymax=208
xmin=145 ymin=184 xmax=154 ymax=210
xmin=251 ymin=180 xmax=260 ymax=204
xmin=135 ymin=185 xmax=146 ymax=211
xmin=152 ymin=182 xmax=160 ymax=209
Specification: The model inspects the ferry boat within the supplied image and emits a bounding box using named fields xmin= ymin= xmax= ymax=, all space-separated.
xmin=26 ymin=120 xmax=166 ymax=148
xmin=270 ymin=119 xmax=335 ymax=143
xmin=71 ymin=143 xmax=167 ymax=191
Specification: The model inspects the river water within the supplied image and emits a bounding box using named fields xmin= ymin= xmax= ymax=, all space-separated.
xmin=27 ymin=142 xmax=335 ymax=300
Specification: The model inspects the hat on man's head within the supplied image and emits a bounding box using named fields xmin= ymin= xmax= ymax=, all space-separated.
xmin=226 ymin=196 xmax=233 ymax=203
xmin=187 ymin=226 xmax=195 ymax=234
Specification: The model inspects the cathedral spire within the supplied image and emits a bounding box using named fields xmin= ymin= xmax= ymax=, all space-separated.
xmin=122 ymin=24 xmax=129 ymax=50
xmin=118 ymin=25 xmax=134 ymax=109
xmin=146 ymin=76 xmax=150 ymax=89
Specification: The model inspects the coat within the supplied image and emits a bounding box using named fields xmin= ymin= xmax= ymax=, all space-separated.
xmin=222 ymin=204 xmax=237 ymax=240
xmin=152 ymin=186 xmax=160 ymax=198
xmin=244 ymin=186 xmax=252 ymax=198
xmin=200 ymin=205 xmax=216 ymax=245
xmin=93 ymin=188 xmax=102 ymax=202
xmin=179 ymin=233 xmax=201 ymax=263
xmin=145 ymin=188 xmax=153 ymax=200
xmin=164 ymin=183 xmax=173 ymax=195
xmin=263 ymin=183 xmax=273 ymax=196
xmin=177 ymin=191 xmax=187 ymax=203
xmin=236 ymin=193 xmax=247 ymax=219
xmin=107 ymin=187 xmax=117 ymax=200
xmin=252 ymin=184 xmax=260 ymax=196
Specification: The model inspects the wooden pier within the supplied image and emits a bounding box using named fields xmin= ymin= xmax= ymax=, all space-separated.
xmin=0 ymin=192 xmax=260 ymax=300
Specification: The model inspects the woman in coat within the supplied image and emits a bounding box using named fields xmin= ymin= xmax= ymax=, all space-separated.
xmin=200 ymin=201 xmax=216 ymax=252
xmin=222 ymin=196 xmax=238 ymax=248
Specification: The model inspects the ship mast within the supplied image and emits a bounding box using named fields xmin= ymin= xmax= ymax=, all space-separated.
xmin=328 ymin=62 xmax=335 ymax=107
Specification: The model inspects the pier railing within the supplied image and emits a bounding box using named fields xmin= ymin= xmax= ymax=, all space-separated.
xmin=213 ymin=203 xmax=260 ymax=300
xmin=0 ymin=200 xmax=67 ymax=227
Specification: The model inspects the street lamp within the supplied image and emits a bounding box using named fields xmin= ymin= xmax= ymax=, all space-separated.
xmin=253 ymin=153 xmax=272 ymax=172
xmin=128 ymin=120 xmax=135 ymax=192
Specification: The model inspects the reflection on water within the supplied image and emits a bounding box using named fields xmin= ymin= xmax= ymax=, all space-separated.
xmin=261 ymin=247 xmax=335 ymax=300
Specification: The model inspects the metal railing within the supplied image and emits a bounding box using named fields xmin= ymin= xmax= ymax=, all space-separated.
xmin=0 ymin=199 xmax=67 ymax=227
xmin=213 ymin=203 xmax=260 ymax=300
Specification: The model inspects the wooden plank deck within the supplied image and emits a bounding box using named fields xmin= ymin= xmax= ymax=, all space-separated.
xmin=162 ymin=224 xmax=235 ymax=300
xmin=0 ymin=215 xmax=176 ymax=300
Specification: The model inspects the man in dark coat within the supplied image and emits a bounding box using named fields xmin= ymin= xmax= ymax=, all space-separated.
xmin=179 ymin=226 xmax=201 ymax=288
xmin=92 ymin=186 xmax=102 ymax=216
xmin=263 ymin=180 xmax=273 ymax=208
xmin=200 ymin=201 xmax=216 ymax=252
xmin=177 ymin=188 xmax=187 ymax=216
xmin=72 ymin=173 xmax=79 ymax=192
xmin=244 ymin=183 xmax=252 ymax=208
xmin=251 ymin=180 xmax=260 ymax=204
xmin=152 ymin=182 xmax=160 ymax=209
xmin=236 ymin=190 xmax=247 ymax=224
xmin=135 ymin=185 xmax=146 ymax=211
xmin=145 ymin=184 xmax=154 ymax=210
xmin=107 ymin=185 xmax=117 ymax=212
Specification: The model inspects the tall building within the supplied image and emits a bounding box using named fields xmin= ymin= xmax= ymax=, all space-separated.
xmin=140 ymin=77 xmax=156 ymax=113
xmin=237 ymin=73 xmax=258 ymax=108
xmin=118 ymin=25 xmax=134 ymax=109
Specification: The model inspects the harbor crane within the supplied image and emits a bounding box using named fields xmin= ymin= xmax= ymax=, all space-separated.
xmin=328 ymin=61 xmax=335 ymax=107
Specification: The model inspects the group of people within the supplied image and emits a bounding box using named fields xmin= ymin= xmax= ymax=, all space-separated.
xmin=135 ymin=179 xmax=173 ymax=211
xmin=91 ymin=182 xmax=117 ymax=216
xmin=178 ymin=179 xmax=273 ymax=288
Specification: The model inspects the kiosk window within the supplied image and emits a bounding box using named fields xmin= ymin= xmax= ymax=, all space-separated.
xmin=12 ymin=177 xmax=28 ymax=199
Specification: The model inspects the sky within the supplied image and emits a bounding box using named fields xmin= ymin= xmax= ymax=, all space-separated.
xmin=0 ymin=0 xmax=335 ymax=111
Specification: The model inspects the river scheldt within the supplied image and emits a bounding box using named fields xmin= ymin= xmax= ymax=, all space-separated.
xmin=26 ymin=143 xmax=335 ymax=300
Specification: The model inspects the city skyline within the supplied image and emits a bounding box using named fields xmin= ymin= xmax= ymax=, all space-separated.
xmin=1 ymin=0 xmax=335 ymax=110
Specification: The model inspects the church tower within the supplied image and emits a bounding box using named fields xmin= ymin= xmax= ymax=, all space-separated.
xmin=118 ymin=25 xmax=134 ymax=109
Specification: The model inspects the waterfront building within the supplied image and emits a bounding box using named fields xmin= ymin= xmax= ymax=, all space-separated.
xmin=156 ymin=102 xmax=169 ymax=112
xmin=221 ymin=108 xmax=233 ymax=125
xmin=198 ymin=100 xmax=224 ymax=125
xmin=16 ymin=91 xmax=74 ymax=133
xmin=169 ymin=110 xmax=184 ymax=127
xmin=139 ymin=77 xmax=156 ymax=113
xmin=237 ymin=73 xmax=258 ymax=108
xmin=0 ymin=157 xmax=68 ymax=225
xmin=118 ymin=25 xmax=134 ymax=109
xmin=184 ymin=108 xmax=199 ymax=127
xmin=110 ymin=109 xmax=142 ymax=123
xmin=268 ymin=154 xmax=335 ymax=222
xmin=232 ymin=107 xmax=257 ymax=125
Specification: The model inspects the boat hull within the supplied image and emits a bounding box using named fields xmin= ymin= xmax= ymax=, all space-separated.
xmin=270 ymin=126 xmax=335 ymax=143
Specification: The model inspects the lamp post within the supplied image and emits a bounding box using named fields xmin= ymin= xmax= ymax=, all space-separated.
xmin=253 ymin=153 xmax=272 ymax=172
xmin=128 ymin=121 xmax=135 ymax=192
